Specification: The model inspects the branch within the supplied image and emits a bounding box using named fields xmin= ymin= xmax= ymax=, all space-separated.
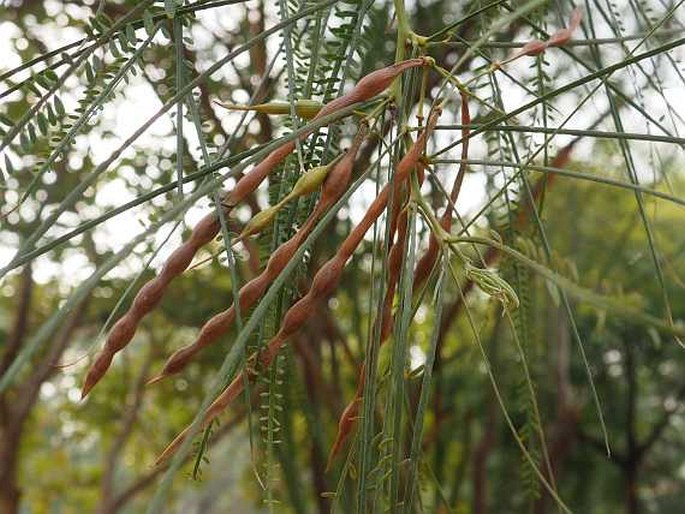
xmin=0 ymin=264 xmax=33 ymax=379
xmin=12 ymin=297 xmax=88 ymax=429
xmin=98 ymin=348 xmax=155 ymax=513
xmin=103 ymin=408 xmax=246 ymax=514
xmin=636 ymin=382 xmax=685 ymax=458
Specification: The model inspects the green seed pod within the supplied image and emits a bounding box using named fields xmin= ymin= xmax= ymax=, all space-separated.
xmin=239 ymin=162 xmax=337 ymax=241
xmin=293 ymin=99 xmax=324 ymax=119
xmin=240 ymin=206 xmax=278 ymax=239
xmin=286 ymin=164 xmax=331 ymax=199
xmin=215 ymin=99 xmax=323 ymax=119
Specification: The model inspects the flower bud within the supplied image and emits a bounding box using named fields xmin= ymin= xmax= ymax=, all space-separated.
xmin=465 ymin=263 xmax=519 ymax=310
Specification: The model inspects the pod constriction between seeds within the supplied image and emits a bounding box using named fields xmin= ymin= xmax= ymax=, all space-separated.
xmin=155 ymin=110 xmax=441 ymax=465
xmin=328 ymin=97 xmax=469 ymax=464
xmin=221 ymin=57 xmax=432 ymax=210
xmin=80 ymin=213 xmax=221 ymax=399
xmin=81 ymin=58 xmax=430 ymax=399
xmin=511 ymin=7 xmax=582 ymax=60
xmin=146 ymin=125 xmax=368 ymax=385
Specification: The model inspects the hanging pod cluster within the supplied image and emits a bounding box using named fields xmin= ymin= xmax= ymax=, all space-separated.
xmin=80 ymin=57 xmax=432 ymax=399
xmin=327 ymin=91 xmax=472 ymax=466
xmin=75 ymin=50 xmax=505 ymax=473
xmin=156 ymin=109 xmax=443 ymax=465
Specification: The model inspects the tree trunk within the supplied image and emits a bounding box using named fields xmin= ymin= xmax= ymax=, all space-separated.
xmin=0 ymin=424 xmax=22 ymax=514
xmin=625 ymin=461 xmax=639 ymax=514
xmin=472 ymin=396 xmax=496 ymax=514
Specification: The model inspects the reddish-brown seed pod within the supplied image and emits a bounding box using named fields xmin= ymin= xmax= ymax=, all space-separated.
xmin=547 ymin=29 xmax=572 ymax=48
xmin=157 ymin=255 xmax=342 ymax=465
xmin=325 ymin=356 xmax=370 ymax=468
xmin=309 ymin=257 xmax=346 ymax=298
xmin=337 ymin=110 xmax=440 ymax=264
xmin=316 ymin=58 xmax=431 ymax=121
xmin=519 ymin=40 xmax=548 ymax=57
xmin=222 ymin=141 xmax=296 ymax=208
xmin=328 ymin=204 xmax=410 ymax=464
xmin=326 ymin=394 xmax=362 ymax=470
xmin=327 ymin=111 xmax=443 ymax=464
xmin=331 ymin=103 xmax=468 ymax=456
xmin=414 ymin=91 xmax=470 ymax=290
xmin=377 ymin=157 xmax=428 ymax=342
xmin=380 ymin=205 xmax=410 ymax=340
xmin=156 ymin=112 xmax=441 ymax=465
xmin=547 ymin=7 xmax=582 ymax=47
xmin=147 ymin=127 xmax=368 ymax=385
xmin=511 ymin=7 xmax=582 ymax=61
xmin=567 ymin=6 xmax=582 ymax=33
xmin=154 ymin=373 xmax=246 ymax=465
xmin=80 ymin=213 xmax=221 ymax=398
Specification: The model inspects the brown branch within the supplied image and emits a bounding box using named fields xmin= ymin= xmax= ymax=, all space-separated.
xmin=637 ymin=382 xmax=685 ymax=457
xmin=0 ymin=264 xmax=33 ymax=379
xmin=101 ymin=409 xmax=246 ymax=514
xmin=97 ymin=348 xmax=155 ymax=514
xmin=13 ymin=297 xmax=89 ymax=429
xmin=0 ymin=292 xmax=87 ymax=514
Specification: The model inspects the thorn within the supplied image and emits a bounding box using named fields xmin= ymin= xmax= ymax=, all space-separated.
xmin=80 ymin=382 xmax=93 ymax=400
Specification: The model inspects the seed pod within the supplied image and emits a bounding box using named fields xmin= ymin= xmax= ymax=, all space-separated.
xmin=223 ymin=140 xmax=296 ymax=208
xmin=239 ymin=205 xmax=279 ymax=240
xmin=215 ymin=99 xmax=323 ymax=119
xmin=286 ymin=164 xmax=332 ymax=198
xmin=547 ymin=29 xmax=572 ymax=48
xmin=326 ymin=394 xmax=362 ymax=470
xmin=222 ymin=58 xmax=431 ymax=210
xmin=328 ymin=199 xmax=411 ymax=466
xmin=82 ymin=143 xmax=293 ymax=398
xmin=147 ymin=126 xmax=368 ymax=385
xmin=549 ymin=7 xmax=582 ymax=47
xmin=414 ymin=91 xmax=470 ymax=290
xmin=519 ymin=40 xmax=548 ymax=57
xmin=512 ymin=7 xmax=582 ymax=60
xmin=80 ymin=213 xmax=221 ymax=398
xmin=316 ymin=57 xmax=433 ymax=120
xmin=380 ymin=204 xmax=410 ymax=342
xmin=568 ymin=7 xmax=582 ymax=32
xmin=327 ymin=112 xmax=443 ymax=464
xmin=238 ymin=162 xmax=337 ymax=241
xmin=155 ymin=111 xmax=441 ymax=465
xmin=286 ymin=113 xmax=440 ymax=464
